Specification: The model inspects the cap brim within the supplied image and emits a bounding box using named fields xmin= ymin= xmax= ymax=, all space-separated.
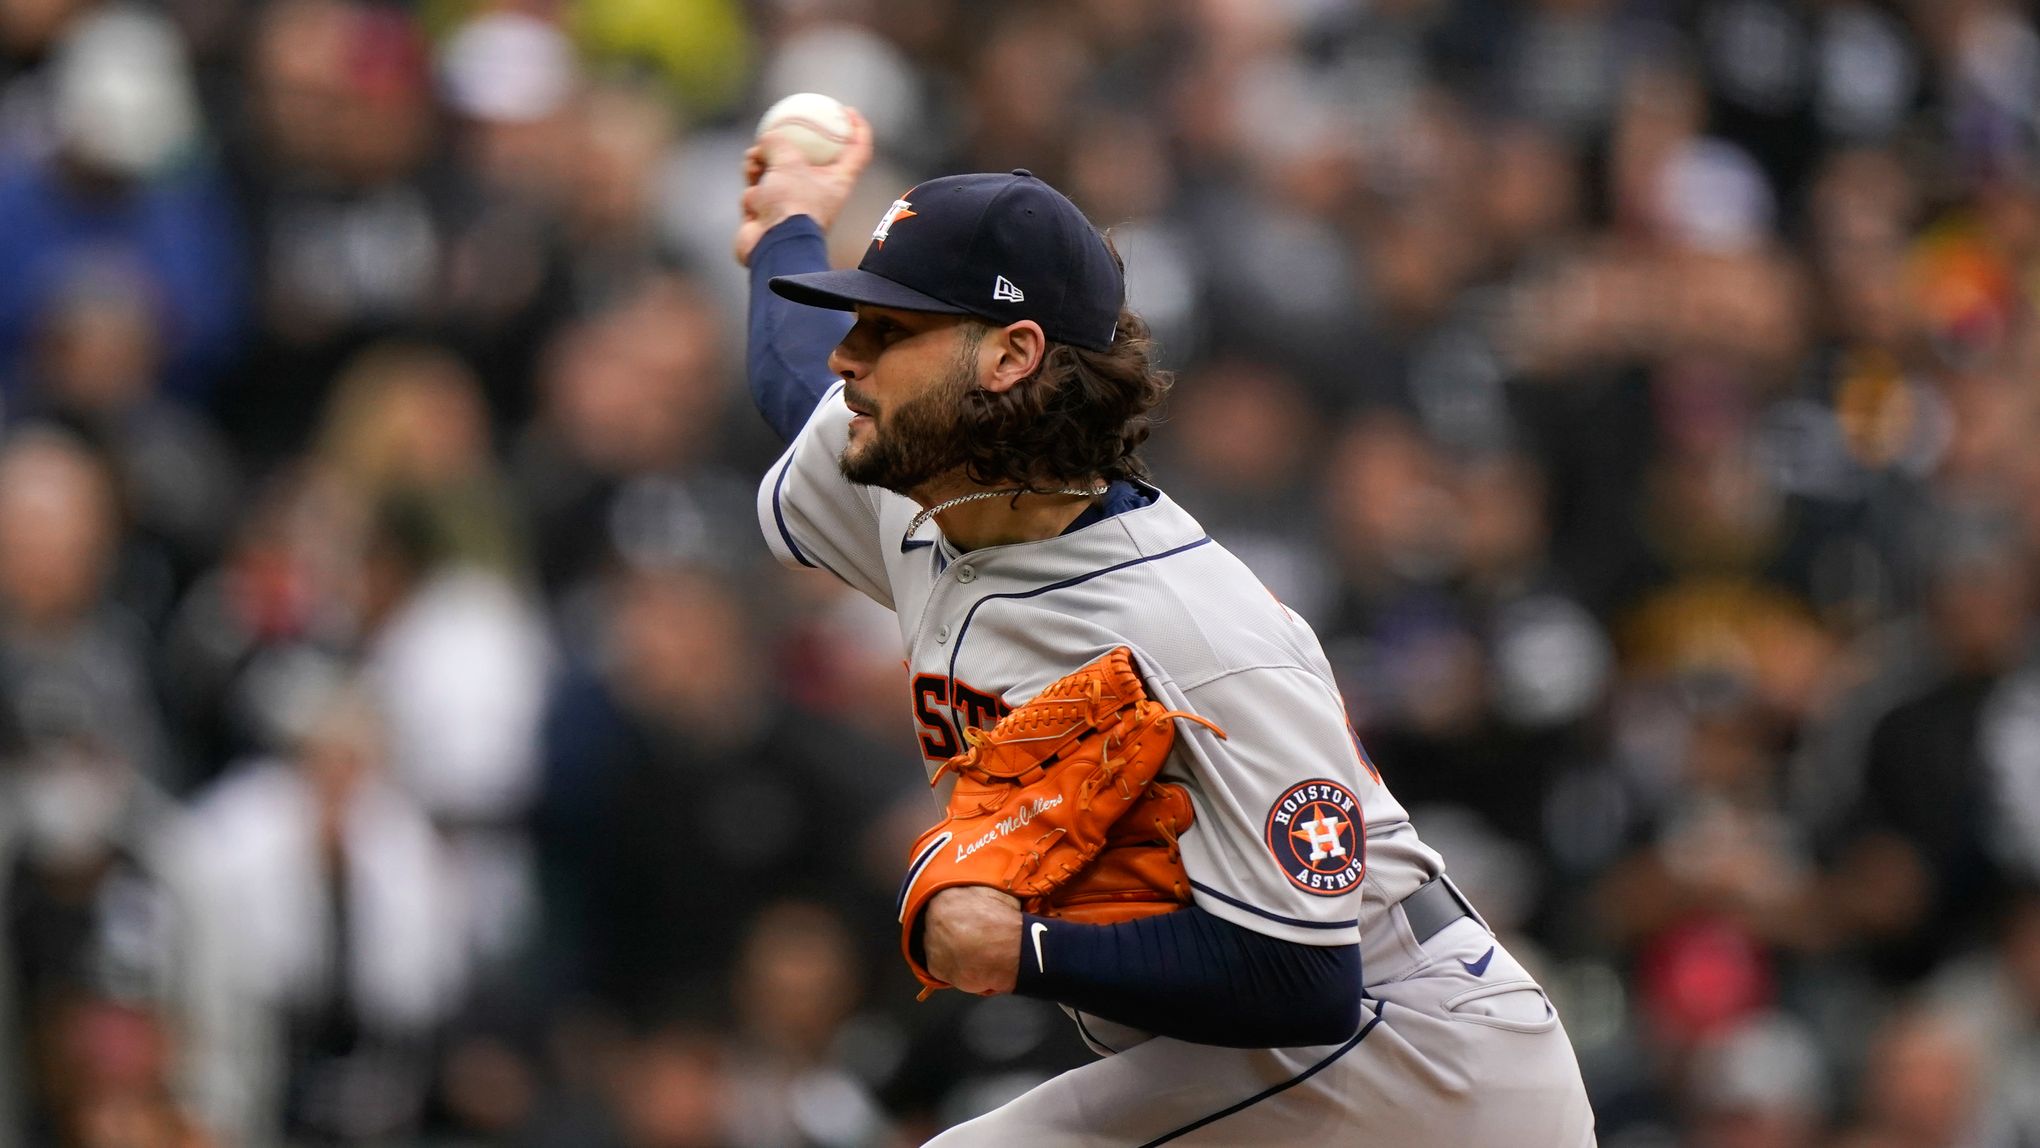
xmin=768 ymin=268 xmax=969 ymax=315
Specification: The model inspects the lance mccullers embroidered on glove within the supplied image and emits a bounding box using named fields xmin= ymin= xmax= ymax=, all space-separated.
xmin=896 ymin=646 xmax=1224 ymax=996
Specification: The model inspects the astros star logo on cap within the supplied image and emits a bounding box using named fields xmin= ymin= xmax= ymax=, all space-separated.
xmin=872 ymin=194 xmax=916 ymax=247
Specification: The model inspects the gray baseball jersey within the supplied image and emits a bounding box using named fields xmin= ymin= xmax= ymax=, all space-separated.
xmin=758 ymin=385 xmax=1597 ymax=1146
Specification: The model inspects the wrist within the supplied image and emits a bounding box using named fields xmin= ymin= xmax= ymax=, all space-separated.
xmin=753 ymin=212 xmax=826 ymax=252
xmin=1015 ymin=913 xmax=1058 ymax=996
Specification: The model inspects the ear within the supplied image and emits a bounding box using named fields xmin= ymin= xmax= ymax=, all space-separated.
xmin=978 ymin=320 xmax=1047 ymax=394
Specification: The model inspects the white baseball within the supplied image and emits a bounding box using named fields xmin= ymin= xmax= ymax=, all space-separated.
xmin=756 ymin=92 xmax=854 ymax=165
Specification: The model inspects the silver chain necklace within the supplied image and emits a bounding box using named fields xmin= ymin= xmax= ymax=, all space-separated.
xmin=905 ymin=485 xmax=1109 ymax=541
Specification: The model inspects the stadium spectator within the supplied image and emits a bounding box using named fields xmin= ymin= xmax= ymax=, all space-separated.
xmin=0 ymin=430 xmax=170 ymax=784
xmin=176 ymin=677 xmax=464 ymax=1145
xmin=0 ymin=5 xmax=244 ymax=409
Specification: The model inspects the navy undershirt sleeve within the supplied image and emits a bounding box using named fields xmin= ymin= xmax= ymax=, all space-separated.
xmin=1015 ymin=905 xmax=1362 ymax=1048
xmin=747 ymin=215 xmax=854 ymax=442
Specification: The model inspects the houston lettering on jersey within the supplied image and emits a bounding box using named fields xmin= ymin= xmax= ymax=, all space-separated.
xmin=1264 ymin=779 xmax=1366 ymax=896
xmin=913 ymin=673 xmax=1012 ymax=761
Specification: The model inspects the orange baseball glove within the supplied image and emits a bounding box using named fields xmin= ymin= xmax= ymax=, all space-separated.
xmin=1026 ymin=779 xmax=1197 ymax=925
xmin=897 ymin=647 xmax=1222 ymax=996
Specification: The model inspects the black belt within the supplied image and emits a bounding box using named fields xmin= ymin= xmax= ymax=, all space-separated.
xmin=1400 ymin=875 xmax=1481 ymax=944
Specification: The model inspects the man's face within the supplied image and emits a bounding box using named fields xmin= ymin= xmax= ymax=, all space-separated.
xmin=828 ymin=304 xmax=983 ymax=493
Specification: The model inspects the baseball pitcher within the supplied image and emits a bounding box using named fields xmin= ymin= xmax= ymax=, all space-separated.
xmin=734 ymin=110 xmax=1597 ymax=1146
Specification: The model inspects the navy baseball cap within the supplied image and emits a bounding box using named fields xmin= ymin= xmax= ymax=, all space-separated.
xmin=770 ymin=169 xmax=1124 ymax=351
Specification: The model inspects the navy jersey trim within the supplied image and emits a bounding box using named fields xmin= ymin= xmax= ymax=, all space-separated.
xmin=769 ymin=381 xmax=848 ymax=569
xmin=1134 ymin=1001 xmax=1385 ymax=1147
xmin=1189 ymin=879 xmax=1360 ymax=930
xmin=896 ymin=830 xmax=952 ymax=920
xmin=771 ymin=452 xmax=816 ymax=568
xmin=1072 ymin=1010 xmax=1121 ymax=1055
xmin=945 ymin=535 xmax=1214 ymax=705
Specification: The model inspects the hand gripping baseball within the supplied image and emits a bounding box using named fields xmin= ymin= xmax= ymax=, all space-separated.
xmin=733 ymin=105 xmax=875 ymax=266
xmin=897 ymin=647 xmax=1224 ymax=997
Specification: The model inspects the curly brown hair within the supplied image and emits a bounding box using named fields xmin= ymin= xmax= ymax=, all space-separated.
xmin=950 ymin=303 xmax=1171 ymax=491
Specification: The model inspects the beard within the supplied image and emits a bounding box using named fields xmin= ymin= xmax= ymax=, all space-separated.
xmin=838 ymin=334 xmax=980 ymax=494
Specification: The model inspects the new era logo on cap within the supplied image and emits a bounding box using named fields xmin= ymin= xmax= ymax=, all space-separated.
xmin=768 ymin=169 xmax=1125 ymax=351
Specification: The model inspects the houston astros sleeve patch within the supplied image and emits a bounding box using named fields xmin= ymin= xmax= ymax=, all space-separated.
xmin=1264 ymin=779 xmax=1366 ymax=896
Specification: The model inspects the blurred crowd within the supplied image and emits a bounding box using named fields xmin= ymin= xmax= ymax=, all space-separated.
xmin=1 ymin=0 xmax=2039 ymax=1145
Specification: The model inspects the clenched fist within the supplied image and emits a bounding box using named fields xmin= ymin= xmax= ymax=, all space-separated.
xmin=923 ymin=886 xmax=1022 ymax=995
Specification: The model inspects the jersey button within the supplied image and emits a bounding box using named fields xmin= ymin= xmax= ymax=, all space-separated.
xmin=935 ymin=624 xmax=951 ymax=643
xmin=956 ymin=565 xmax=976 ymax=583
